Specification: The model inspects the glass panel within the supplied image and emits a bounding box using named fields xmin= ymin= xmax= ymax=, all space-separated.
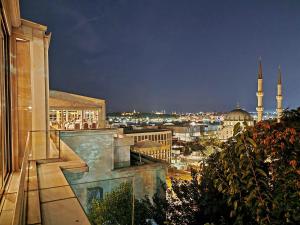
xmin=63 ymin=174 xmax=135 ymax=224
xmin=0 ymin=23 xmax=3 ymax=190
xmin=0 ymin=14 xmax=10 ymax=192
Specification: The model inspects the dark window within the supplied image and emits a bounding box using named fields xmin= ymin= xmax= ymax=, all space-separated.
xmin=87 ymin=186 xmax=103 ymax=211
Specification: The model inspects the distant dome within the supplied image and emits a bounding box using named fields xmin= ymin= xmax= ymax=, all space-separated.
xmin=225 ymin=108 xmax=253 ymax=121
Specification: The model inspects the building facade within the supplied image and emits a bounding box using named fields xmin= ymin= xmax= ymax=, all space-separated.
xmin=124 ymin=129 xmax=172 ymax=163
xmin=163 ymin=124 xmax=202 ymax=142
xmin=0 ymin=0 xmax=52 ymax=223
xmin=0 ymin=0 xmax=50 ymax=189
xmin=49 ymin=90 xmax=106 ymax=130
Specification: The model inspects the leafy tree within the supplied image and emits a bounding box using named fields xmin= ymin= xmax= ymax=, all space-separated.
xmin=89 ymin=182 xmax=134 ymax=225
xmin=88 ymin=182 xmax=166 ymax=225
xmin=166 ymin=109 xmax=300 ymax=225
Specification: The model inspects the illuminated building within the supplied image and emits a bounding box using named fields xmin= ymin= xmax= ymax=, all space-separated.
xmin=218 ymin=105 xmax=254 ymax=141
xmin=49 ymin=90 xmax=106 ymax=129
xmin=218 ymin=59 xmax=284 ymax=141
xmin=124 ymin=129 xmax=172 ymax=163
xmin=163 ymin=124 xmax=202 ymax=142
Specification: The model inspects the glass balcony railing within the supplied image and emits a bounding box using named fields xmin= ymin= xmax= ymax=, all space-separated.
xmin=63 ymin=173 xmax=135 ymax=225
xmin=12 ymin=132 xmax=30 ymax=225
xmin=12 ymin=129 xmax=138 ymax=225
xmin=12 ymin=130 xmax=62 ymax=225
xmin=13 ymin=129 xmax=165 ymax=225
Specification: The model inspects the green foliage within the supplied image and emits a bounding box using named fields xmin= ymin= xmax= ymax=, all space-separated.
xmin=281 ymin=107 xmax=300 ymax=130
xmin=88 ymin=182 xmax=134 ymax=225
xmin=166 ymin=109 xmax=300 ymax=225
xmin=88 ymin=182 xmax=167 ymax=225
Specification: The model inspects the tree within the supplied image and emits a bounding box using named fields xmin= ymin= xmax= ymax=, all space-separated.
xmin=166 ymin=109 xmax=300 ymax=225
xmin=88 ymin=182 xmax=166 ymax=225
xmin=89 ymin=182 xmax=134 ymax=225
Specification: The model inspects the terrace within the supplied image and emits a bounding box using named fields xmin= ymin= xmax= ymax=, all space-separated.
xmin=1 ymin=129 xmax=166 ymax=225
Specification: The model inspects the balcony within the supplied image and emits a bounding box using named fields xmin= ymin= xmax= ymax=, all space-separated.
xmin=2 ymin=129 xmax=166 ymax=225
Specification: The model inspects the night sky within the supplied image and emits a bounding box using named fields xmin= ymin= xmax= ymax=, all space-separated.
xmin=21 ymin=0 xmax=300 ymax=112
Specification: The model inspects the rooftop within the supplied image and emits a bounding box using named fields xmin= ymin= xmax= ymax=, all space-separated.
xmin=224 ymin=108 xmax=253 ymax=121
xmin=134 ymin=140 xmax=163 ymax=148
xmin=124 ymin=128 xmax=171 ymax=134
xmin=49 ymin=90 xmax=105 ymax=110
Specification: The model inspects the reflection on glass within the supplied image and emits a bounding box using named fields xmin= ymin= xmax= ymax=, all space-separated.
xmin=0 ymin=14 xmax=10 ymax=193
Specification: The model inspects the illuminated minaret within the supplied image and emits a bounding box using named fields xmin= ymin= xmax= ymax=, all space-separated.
xmin=256 ymin=58 xmax=264 ymax=122
xmin=276 ymin=66 xmax=283 ymax=122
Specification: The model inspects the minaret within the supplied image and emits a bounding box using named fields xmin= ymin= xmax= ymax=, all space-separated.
xmin=276 ymin=66 xmax=283 ymax=122
xmin=256 ymin=58 xmax=264 ymax=122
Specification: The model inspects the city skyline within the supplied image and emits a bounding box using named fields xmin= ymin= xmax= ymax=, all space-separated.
xmin=21 ymin=0 xmax=300 ymax=112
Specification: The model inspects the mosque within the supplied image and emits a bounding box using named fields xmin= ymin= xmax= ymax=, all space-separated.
xmin=218 ymin=60 xmax=283 ymax=141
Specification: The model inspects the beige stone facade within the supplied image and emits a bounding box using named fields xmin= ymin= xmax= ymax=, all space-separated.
xmin=9 ymin=16 xmax=51 ymax=170
xmin=0 ymin=1 xmax=91 ymax=224
xmin=0 ymin=1 xmax=57 ymax=223
xmin=0 ymin=0 xmax=51 ymax=172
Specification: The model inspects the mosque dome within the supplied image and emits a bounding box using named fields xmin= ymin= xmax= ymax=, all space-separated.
xmin=225 ymin=107 xmax=253 ymax=121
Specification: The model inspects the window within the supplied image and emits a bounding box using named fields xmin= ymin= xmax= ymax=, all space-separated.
xmin=87 ymin=186 xmax=103 ymax=212
xmin=49 ymin=110 xmax=57 ymax=122
xmin=0 ymin=10 xmax=11 ymax=195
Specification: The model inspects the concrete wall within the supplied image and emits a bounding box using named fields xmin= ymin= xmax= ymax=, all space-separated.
xmin=114 ymin=136 xmax=133 ymax=168
xmin=60 ymin=130 xmax=166 ymax=213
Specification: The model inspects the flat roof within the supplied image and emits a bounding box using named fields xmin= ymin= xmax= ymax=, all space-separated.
xmin=49 ymin=90 xmax=105 ymax=110
xmin=130 ymin=152 xmax=168 ymax=165
xmin=124 ymin=128 xmax=171 ymax=134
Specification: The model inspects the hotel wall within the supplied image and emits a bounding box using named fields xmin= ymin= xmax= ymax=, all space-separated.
xmin=10 ymin=19 xmax=50 ymax=168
